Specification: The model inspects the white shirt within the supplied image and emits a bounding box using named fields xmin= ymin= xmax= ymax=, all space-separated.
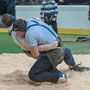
xmin=8 ymin=24 xmax=29 ymax=51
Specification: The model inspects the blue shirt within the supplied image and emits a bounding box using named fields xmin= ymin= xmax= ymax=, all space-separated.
xmin=25 ymin=19 xmax=58 ymax=47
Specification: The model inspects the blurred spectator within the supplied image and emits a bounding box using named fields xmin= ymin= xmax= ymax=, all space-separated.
xmin=40 ymin=0 xmax=58 ymax=33
xmin=15 ymin=0 xmax=32 ymax=5
xmin=6 ymin=0 xmax=16 ymax=16
xmin=68 ymin=0 xmax=89 ymax=5
xmin=0 ymin=0 xmax=7 ymax=15
xmin=55 ymin=0 xmax=89 ymax=5
xmin=31 ymin=0 xmax=43 ymax=5
xmin=0 ymin=0 xmax=15 ymax=16
xmin=14 ymin=0 xmax=89 ymax=5
xmin=55 ymin=0 xmax=71 ymax=5
xmin=15 ymin=0 xmax=43 ymax=5
xmin=15 ymin=0 xmax=22 ymax=5
xmin=31 ymin=0 xmax=41 ymax=5
xmin=0 ymin=0 xmax=6 ymax=27
xmin=0 ymin=0 xmax=15 ymax=28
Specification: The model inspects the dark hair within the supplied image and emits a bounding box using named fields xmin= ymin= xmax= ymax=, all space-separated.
xmin=2 ymin=14 xmax=16 ymax=27
xmin=13 ymin=19 xmax=27 ymax=32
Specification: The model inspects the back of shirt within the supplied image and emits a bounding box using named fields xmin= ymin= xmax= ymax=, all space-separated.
xmin=25 ymin=19 xmax=58 ymax=47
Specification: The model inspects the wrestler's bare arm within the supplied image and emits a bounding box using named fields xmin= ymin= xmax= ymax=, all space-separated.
xmin=24 ymin=41 xmax=58 ymax=52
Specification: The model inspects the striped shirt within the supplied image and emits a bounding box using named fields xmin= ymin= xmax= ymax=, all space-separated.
xmin=40 ymin=0 xmax=58 ymax=19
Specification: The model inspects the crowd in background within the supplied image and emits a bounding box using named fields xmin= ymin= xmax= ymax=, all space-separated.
xmin=55 ymin=0 xmax=90 ymax=5
xmin=0 ymin=0 xmax=15 ymax=16
xmin=0 ymin=0 xmax=15 ymax=27
xmin=15 ymin=0 xmax=90 ymax=5
xmin=15 ymin=0 xmax=43 ymax=5
xmin=0 ymin=0 xmax=90 ymax=28
xmin=0 ymin=0 xmax=90 ymax=16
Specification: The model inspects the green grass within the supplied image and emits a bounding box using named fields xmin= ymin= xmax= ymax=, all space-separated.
xmin=0 ymin=33 xmax=23 ymax=54
xmin=0 ymin=33 xmax=90 ymax=54
xmin=59 ymin=34 xmax=88 ymax=40
xmin=64 ymin=42 xmax=90 ymax=54
xmin=59 ymin=34 xmax=90 ymax=54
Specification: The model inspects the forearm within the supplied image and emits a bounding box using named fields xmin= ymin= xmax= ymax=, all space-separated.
xmin=38 ymin=44 xmax=51 ymax=52
xmin=24 ymin=41 xmax=58 ymax=57
xmin=24 ymin=42 xmax=52 ymax=52
xmin=38 ymin=41 xmax=58 ymax=52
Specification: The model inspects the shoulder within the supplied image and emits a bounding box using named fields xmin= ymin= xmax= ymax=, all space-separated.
xmin=25 ymin=29 xmax=33 ymax=36
xmin=26 ymin=19 xmax=32 ymax=24
xmin=25 ymin=28 xmax=37 ymax=39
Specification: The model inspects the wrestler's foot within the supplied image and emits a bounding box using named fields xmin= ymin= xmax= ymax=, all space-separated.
xmin=57 ymin=73 xmax=68 ymax=84
xmin=69 ymin=63 xmax=90 ymax=72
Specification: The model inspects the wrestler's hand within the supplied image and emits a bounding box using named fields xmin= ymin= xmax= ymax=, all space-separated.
xmin=32 ymin=16 xmax=41 ymax=21
xmin=50 ymin=41 xmax=58 ymax=50
xmin=52 ymin=17 xmax=56 ymax=21
xmin=41 ymin=19 xmax=45 ymax=22
xmin=59 ymin=0 xmax=64 ymax=2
